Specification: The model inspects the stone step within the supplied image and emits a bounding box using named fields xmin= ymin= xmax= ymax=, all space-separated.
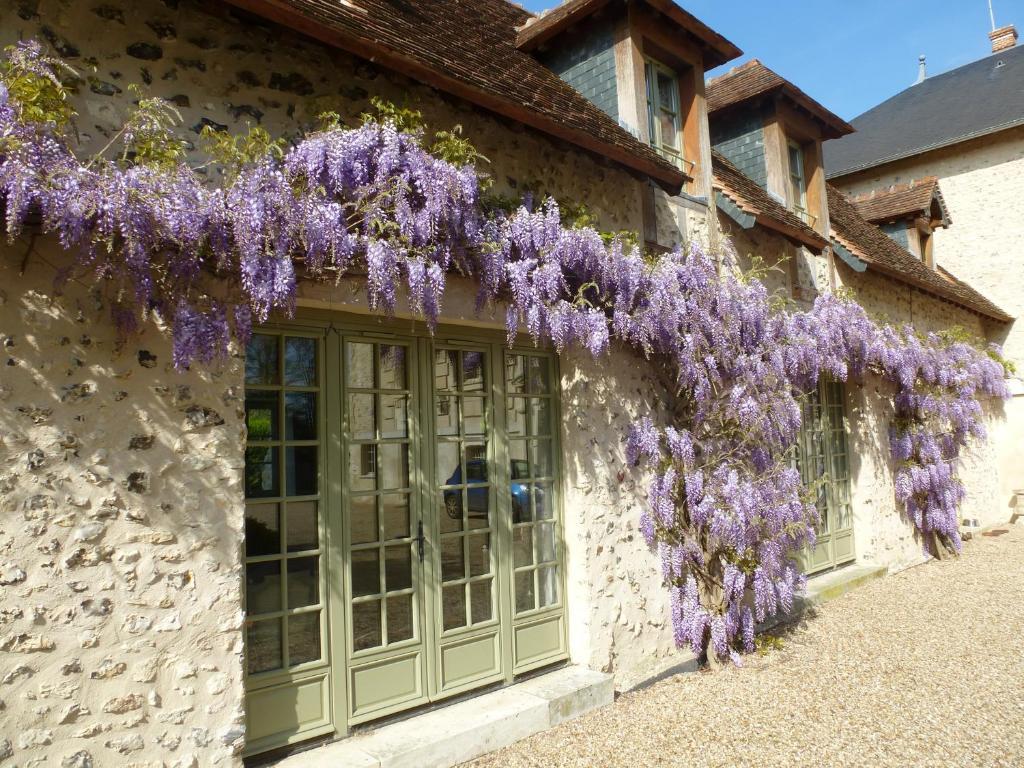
xmin=801 ymin=563 xmax=888 ymax=607
xmin=274 ymin=666 xmax=613 ymax=768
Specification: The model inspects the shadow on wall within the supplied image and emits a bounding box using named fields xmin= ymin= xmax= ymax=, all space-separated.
xmin=0 ymin=235 xmax=247 ymax=763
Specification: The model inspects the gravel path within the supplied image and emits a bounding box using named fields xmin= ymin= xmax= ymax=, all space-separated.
xmin=467 ymin=526 xmax=1024 ymax=768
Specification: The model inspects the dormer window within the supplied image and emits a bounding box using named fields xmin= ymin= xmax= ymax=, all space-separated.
xmin=787 ymin=139 xmax=809 ymax=221
xmin=645 ymin=59 xmax=683 ymax=168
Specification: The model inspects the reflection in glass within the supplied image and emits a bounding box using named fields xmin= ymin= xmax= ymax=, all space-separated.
xmin=245 ymin=503 xmax=280 ymax=557
xmin=538 ymin=566 xmax=558 ymax=607
xmin=382 ymin=494 xmax=410 ymax=540
xmin=285 ymin=392 xmax=317 ymax=440
xmin=348 ymin=394 xmax=375 ymax=441
xmin=536 ymin=522 xmax=556 ymax=563
xmin=286 ymin=446 xmax=318 ymax=497
xmin=462 ymin=351 xmax=485 ymax=391
xmin=464 ymin=444 xmax=488 ymax=483
xmin=443 ymin=585 xmax=466 ymax=631
xmin=246 ymin=335 xmax=279 ymax=385
xmin=513 ymin=526 xmax=533 ymax=567
xmin=468 ymin=533 xmax=490 ymax=577
xmin=288 ymin=612 xmax=321 ymax=666
xmin=515 ymin=571 xmax=535 ymax=613
xmin=471 ymin=581 xmax=492 ymax=624
xmin=506 ymin=355 xmax=526 ymax=394
xmin=348 ymin=446 xmax=376 ymax=492
xmin=379 ymin=395 xmax=408 ymax=439
xmin=247 ymin=619 xmax=282 ymax=674
xmin=287 ymin=557 xmax=319 ymax=608
xmin=530 ymin=439 xmax=553 ymax=479
xmin=286 ymin=501 xmax=318 ymax=552
xmin=463 ymin=396 xmax=485 ymax=435
xmin=346 ymin=343 xmax=374 ymax=389
xmin=435 ymin=395 xmax=458 ymax=436
xmin=506 ymin=397 xmax=527 ymax=437
xmin=245 ymin=390 xmax=279 ymax=441
xmin=534 ymin=482 xmax=552 ymax=520
xmin=441 ymin=490 xmax=464 ymax=533
xmin=434 ymin=349 xmax=458 ymax=391
xmin=351 ymin=549 xmax=380 ymax=597
xmin=437 ymin=442 xmax=460 ymax=486
xmin=379 ymin=444 xmax=409 ymax=490
xmin=246 ymin=560 xmax=282 ymax=615
xmin=527 ymin=398 xmax=551 ymax=436
xmin=245 ymin=446 xmax=279 ymax=499
xmin=387 ymin=595 xmax=414 ymax=643
xmin=350 ymin=495 xmax=378 ymax=545
xmin=527 ymin=356 xmax=550 ymax=393
xmin=441 ymin=537 xmax=465 ymax=582
xmin=353 ymin=600 xmax=381 ymax=651
xmin=285 ymin=337 xmax=317 ymax=387
xmin=379 ymin=345 xmax=406 ymax=390
xmin=385 ymin=545 xmax=412 ymax=592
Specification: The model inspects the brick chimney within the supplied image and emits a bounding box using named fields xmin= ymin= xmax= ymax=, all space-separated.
xmin=989 ymin=24 xmax=1018 ymax=53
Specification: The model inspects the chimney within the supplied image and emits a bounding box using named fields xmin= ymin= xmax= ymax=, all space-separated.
xmin=915 ymin=55 xmax=927 ymax=84
xmin=989 ymin=24 xmax=1018 ymax=53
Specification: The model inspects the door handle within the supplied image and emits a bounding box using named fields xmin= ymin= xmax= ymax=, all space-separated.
xmin=414 ymin=520 xmax=425 ymax=563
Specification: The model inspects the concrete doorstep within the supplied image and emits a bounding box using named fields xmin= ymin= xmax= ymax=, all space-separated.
xmin=275 ymin=666 xmax=614 ymax=768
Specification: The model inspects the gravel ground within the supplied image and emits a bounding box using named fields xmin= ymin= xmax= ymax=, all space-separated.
xmin=467 ymin=526 xmax=1024 ymax=768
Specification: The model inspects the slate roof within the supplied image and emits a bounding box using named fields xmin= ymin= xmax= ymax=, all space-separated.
xmin=223 ymin=0 xmax=685 ymax=188
xmin=706 ymin=59 xmax=854 ymax=139
xmin=825 ymin=44 xmax=1024 ymax=177
xmin=711 ymin=150 xmax=828 ymax=251
xmin=516 ymin=0 xmax=741 ymax=69
xmin=852 ymin=177 xmax=951 ymax=227
xmin=827 ymin=184 xmax=1011 ymax=322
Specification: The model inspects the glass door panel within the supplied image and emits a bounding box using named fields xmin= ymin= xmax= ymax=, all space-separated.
xmin=343 ymin=339 xmax=427 ymax=723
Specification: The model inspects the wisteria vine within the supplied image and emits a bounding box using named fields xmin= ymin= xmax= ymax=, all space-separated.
xmin=0 ymin=42 xmax=1010 ymax=664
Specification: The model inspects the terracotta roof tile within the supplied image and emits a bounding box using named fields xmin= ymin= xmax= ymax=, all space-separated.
xmin=851 ymin=177 xmax=951 ymax=226
xmin=712 ymin=150 xmax=828 ymax=251
xmin=224 ymin=0 xmax=685 ymax=187
xmin=706 ymin=59 xmax=853 ymax=139
xmin=827 ymin=184 xmax=1010 ymax=322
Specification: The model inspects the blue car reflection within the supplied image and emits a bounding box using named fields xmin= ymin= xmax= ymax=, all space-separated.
xmin=443 ymin=459 xmax=539 ymax=523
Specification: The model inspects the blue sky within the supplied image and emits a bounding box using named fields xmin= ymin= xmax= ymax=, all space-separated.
xmin=519 ymin=0 xmax=1023 ymax=119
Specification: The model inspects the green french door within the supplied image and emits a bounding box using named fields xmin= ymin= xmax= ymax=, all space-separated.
xmin=797 ymin=379 xmax=855 ymax=575
xmin=243 ymin=319 xmax=568 ymax=754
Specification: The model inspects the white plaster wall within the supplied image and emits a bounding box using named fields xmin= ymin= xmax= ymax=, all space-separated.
xmin=0 ymin=242 xmax=246 ymax=767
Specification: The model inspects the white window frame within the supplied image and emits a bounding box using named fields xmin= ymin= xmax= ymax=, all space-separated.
xmin=645 ymin=58 xmax=683 ymax=168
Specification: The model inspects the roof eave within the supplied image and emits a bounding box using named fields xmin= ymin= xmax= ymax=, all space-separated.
xmin=221 ymin=0 xmax=686 ymax=191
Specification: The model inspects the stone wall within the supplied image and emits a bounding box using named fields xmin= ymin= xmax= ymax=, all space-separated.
xmin=0 ymin=243 xmax=246 ymax=767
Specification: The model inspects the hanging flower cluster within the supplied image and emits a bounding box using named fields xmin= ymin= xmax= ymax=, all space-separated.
xmin=0 ymin=41 xmax=1010 ymax=664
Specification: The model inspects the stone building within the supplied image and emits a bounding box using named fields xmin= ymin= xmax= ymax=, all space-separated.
xmin=825 ymin=23 xmax=1024 ymax=528
xmin=0 ymin=1 xmax=1014 ymax=766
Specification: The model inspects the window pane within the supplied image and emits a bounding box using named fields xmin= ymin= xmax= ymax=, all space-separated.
xmin=467 ymin=486 xmax=490 ymax=529
xmin=656 ymin=70 xmax=675 ymax=110
xmin=436 ymin=394 xmax=459 ymax=436
xmin=353 ymin=600 xmax=382 ymax=651
xmin=351 ymin=550 xmax=380 ymax=597
xmin=286 ymin=501 xmax=318 ymax=552
xmin=539 ymin=565 xmax=559 ymax=608
xmin=349 ymin=445 xmax=376 ymax=492
xmin=437 ymin=442 xmax=461 ymax=486
xmin=511 ymin=480 xmax=530 ymax=524
xmin=246 ymin=560 xmax=282 ymax=615
xmin=464 ymin=444 xmax=488 ymax=483
xmin=348 ymin=394 xmax=376 ymax=441
xmin=471 ymin=580 xmax=493 ymax=624
xmin=378 ymin=444 xmax=409 ymax=490
xmin=659 ymin=112 xmax=679 ymax=150
xmin=379 ymin=345 xmax=407 ymax=390
xmin=287 ymin=557 xmax=319 ymax=609
xmin=285 ymin=392 xmax=317 ymax=440
xmin=506 ymin=397 xmax=527 ymax=437
xmin=284 ymin=337 xmax=317 ymax=387
xmin=379 ymin=395 xmax=408 ymax=439
xmin=387 ymin=595 xmax=414 ymax=644
xmin=441 ymin=537 xmax=465 ymax=582
xmin=462 ymin=351 xmax=486 ymax=392
xmin=536 ymin=522 xmax=556 ymax=564
xmin=286 ymin=446 xmax=318 ymax=496
xmin=527 ymin=357 xmax=550 ymax=393
xmin=434 ymin=349 xmax=459 ymax=391
xmin=288 ymin=612 xmax=321 ymax=666
xmin=443 ymin=585 xmax=466 ymax=631
xmin=245 ymin=503 xmax=280 ymax=557
xmin=530 ymin=439 xmax=553 ymax=479
xmin=385 ymin=544 xmax=412 ymax=592
xmin=247 ymin=619 xmax=282 ymax=674
xmin=463 ymin=396 xmax=486 ymax=436
xmin=246 ymin=335 xmax=279 ymax=385
xmin=350 ymin=495 xmax=378 ymax=545
xmin=441 ymin=490 xmax=464 ymax=533
xmin=515 ymin=571 xmax=536 ymax=613
xmin=346 ymin=342 xmax=374 ymax=389
xmin=527 ymin=398 xmax=550 ymax=436
xmin=382 ymin=494 xmax=410 ymax=540
xmin=245 ymin=446 xmax=279 ymax=498
xmin=513 ymin=526 xmax=533 ymax=567
xmin=534 ymin=482 xmax=553 ymax=521
xmin=506 ymin=355 xmax=527 ymax=393
xmin=468 ymin=533 xmax=491 ymax=577
xmin=246 ymin=391 xmax=279 ymax=441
